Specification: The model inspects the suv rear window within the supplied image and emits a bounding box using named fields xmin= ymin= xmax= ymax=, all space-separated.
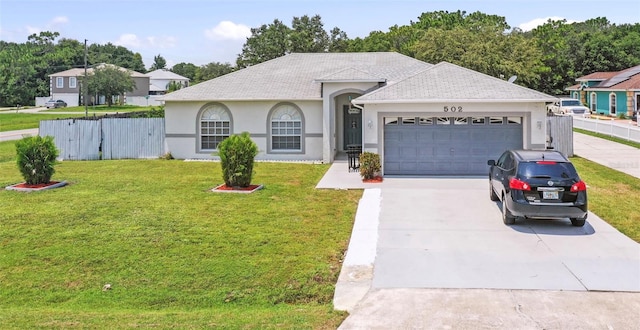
xmin=517 ymin=162 xmax=578 ymax=179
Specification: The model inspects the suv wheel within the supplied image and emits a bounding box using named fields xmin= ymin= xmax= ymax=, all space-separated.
xmin=489 ymin=182 xmax=499 ymax=201
xmin=501 ymin=195 xmax=515 ymax=225
xmin=570 ymin=218 xmax=586 ymax=227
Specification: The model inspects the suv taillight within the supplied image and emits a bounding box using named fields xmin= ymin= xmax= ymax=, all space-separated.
xmin=571 ymin=181 xmax=587 ymax=192
xmin=509 ymin=178 xmax=531 ymax=191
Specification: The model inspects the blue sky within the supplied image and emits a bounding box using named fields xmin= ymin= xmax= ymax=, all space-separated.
xmin=1 ymin=0 xmax=638 ymax=70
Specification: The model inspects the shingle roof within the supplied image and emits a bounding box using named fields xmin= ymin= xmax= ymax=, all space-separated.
xmin=147 ymin=69 xmax=189 ymax=81
xmin=315 ymin=67 xmax=386 ymax=82
xmin=49 ymin=64 xmax=147 ymax=78
xmin=163 ymin=52 xmax=431 ymax=101
xmin=573 ymin=65 xmax=640 ymax=90
xmin=356 ymin=62 xmax=556 ymax=103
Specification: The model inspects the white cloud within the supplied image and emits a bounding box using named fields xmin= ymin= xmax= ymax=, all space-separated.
xmin=114 ymin=34 xmax=177 ymax=49
xmin=51 ymin=16 xmax=68 ymax=25
xmin=204 ymin=21 xmax=251 ymax=41
xmin=146 ymin=36 xmax=177 ymax=48
xmin=26 ymin=25 xmax=41 ymax=35
xmin=518 ymin=17 xmax=580 ymax=31
xmin=115 ymin=33 xmax=141 ymax=47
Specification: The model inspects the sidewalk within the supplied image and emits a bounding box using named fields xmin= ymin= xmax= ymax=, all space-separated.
xmin=573 ymin=131 xmax=640 ymax=178
xmin=0 ymin=128 xmax=38 ymax=142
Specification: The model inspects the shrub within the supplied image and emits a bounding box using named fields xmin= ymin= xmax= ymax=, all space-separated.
xmin=217 ymin=132 xmax=258 ymax=187
xmin=15 ymin=136 xmax=59 ymax=184
xmin=360 ymin=152 xmax=381 ymax=180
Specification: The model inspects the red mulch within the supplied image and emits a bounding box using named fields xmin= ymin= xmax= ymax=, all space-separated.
xmin=13 ymin=181 xmax=61 ymax=189
xmin=362 ymin=176 xmax=383 ymax=183
xmin=214 ymin=184 xmax=262 ymax=191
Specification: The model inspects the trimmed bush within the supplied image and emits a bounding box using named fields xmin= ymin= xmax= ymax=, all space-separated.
xmin=217 ymin=132 xmax=258 ymax=188
xmin=15 ymin=135 xmax=59 ymax=184
xmin=360 ymin=152 xmax=381 ymax=180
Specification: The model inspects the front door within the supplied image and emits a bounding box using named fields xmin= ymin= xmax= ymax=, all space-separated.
xmin=343 ymin=105 xmax=362 ymax=149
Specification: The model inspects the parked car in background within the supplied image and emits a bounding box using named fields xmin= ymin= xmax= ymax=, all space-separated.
xmin=45 ymin=99 xmax=67 ymax=109
xmin=547 ymin=98 xmax=590 ymax=118
xmin=488 ymin=150 xmax=588 ymax=227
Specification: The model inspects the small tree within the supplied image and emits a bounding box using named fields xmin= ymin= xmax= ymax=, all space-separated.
xmin=217 ymin=132 xmax=258 ymax=188
xmin=15 ymin=136 xmax=59 ymax=185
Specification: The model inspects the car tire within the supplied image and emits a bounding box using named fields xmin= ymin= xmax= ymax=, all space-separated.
xmin=489 ymin=180 xmax=499 ymax=201
xmin=570 ymin=218 xmax=586 ymax=227
xmin=501 ymin=195 xmax=515 ymax=225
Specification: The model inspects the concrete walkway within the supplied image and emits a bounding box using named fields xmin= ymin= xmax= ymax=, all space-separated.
xmin=0 ymin=128 xmax=38 ymax=142
xmin=325 ymin=133 xmax=640 ymax=329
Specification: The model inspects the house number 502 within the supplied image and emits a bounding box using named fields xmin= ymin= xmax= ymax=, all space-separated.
xmin=444 ymin=106 xmax=463 ymax=112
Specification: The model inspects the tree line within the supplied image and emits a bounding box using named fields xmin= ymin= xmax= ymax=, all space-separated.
xmin=1 ymin=10 xmax=638 ymax=107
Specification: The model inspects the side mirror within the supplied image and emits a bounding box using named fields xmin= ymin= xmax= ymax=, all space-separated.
xmin=487 ymin=160 xmax=495 ymax=166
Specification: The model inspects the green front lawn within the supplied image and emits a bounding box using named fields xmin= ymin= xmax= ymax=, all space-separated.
xmin=1 ymin=138 xmax=638 ymax=328
xmin=0 ymin=141 xmax=361 ymax=328
xmin=40 ymin=105 xmax=157 ymax=113
xmin=0 ymin=113 xmax=87 ymax=132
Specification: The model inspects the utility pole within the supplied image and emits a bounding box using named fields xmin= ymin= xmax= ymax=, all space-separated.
xmin=84 ymin=39 xmax=88 ymax=118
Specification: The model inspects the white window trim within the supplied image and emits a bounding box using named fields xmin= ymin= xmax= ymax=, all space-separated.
xmin=267 ymin=103 xmax=305 ymax=154
xmin=69 ymin=77 xmax=77 ymax=88
xmin=196 ymin=103 xmax=233 ymax=153
xmin=609 ymin=92 xmax=617 ymax=115
xmin=590 ymin=92 xmax=597 ymax=113
xmin=56 ymin=77 xmax=64 ymax=88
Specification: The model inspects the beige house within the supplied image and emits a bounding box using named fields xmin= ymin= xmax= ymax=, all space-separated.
xmin=163 ymin=53 xmax=556 ymax=176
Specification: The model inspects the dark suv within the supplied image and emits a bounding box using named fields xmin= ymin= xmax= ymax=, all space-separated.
xmin=487 ymin=150 xmax=588 ymax=226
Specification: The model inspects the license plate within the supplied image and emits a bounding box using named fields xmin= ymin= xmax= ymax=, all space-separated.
xmin=543 ymin=191 xmax=559 ymax=199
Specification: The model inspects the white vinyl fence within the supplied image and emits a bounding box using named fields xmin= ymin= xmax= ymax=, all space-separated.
xmin=39 ymin=118 xmax=165 ymax=160
xmin=573 ymin=117 xmax=640 ymax=143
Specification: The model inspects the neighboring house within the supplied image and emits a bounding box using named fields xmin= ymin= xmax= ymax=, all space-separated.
xmin=44 ymin=64 xmax=149 ymax=107
xmin=146 ymin=69 xmax=190 ymax=95
xmin=163 ymin=52 xmax=556 ymax=176
xmin=567 ymin=65 xmax=640 ymax=117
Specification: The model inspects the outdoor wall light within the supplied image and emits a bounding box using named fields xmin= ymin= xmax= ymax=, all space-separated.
xmin=536 ymin=120 xmax=542 ymax=129
xmin=367 ymin=120 xmax=373 ymax=129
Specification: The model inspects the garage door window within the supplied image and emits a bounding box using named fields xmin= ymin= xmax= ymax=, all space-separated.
xmin=507 ymin=117 xmax=522 ymax=125
xmin=472 ymin=117 xmax=486 ymax=125
xmin=402 ymin=117 xmax=416 ymax=125
xmin=454 ymin=117 xmax=468 ymax=125
xmin=489 ymin=117 xmax=504 ymax=125
xmin=436 ymin=117 xmax=449 ymax=125
xmin=419 ymin=117 xmax=433 ymax=125
xmin=385 ymin=117 xmax=399 ymax=125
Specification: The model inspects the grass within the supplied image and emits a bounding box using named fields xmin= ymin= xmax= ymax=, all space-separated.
xmin=0 ymin=106 xmax=157 ymax=132
xmin=0 ymin=113 xmax=87 ymax=132
xmin=0 ymin=141 xmax=362 ymax=328
xmin=572 ymin=157 xmax=640 ymax=242
xmin=41 ymin=105 xmax=157 ymax=113
xmin=574 ymin=128 xmax=640 ymax=149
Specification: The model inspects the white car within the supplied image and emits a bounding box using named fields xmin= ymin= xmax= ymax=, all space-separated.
xmin=547 ymin=98 xmax=590 ymax=118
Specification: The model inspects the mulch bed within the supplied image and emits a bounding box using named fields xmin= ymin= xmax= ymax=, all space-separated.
xmin=362 ymin=176 xmax=383 ymax=183
xmin=211 ymin=184 xmax=264 ymax=193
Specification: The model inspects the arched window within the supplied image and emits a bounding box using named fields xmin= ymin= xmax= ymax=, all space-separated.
xmin=199 ymin=104 xmax=231 ymax=151
xmin=269 ymin=104 xmax=303 ymax=152
xmin=609 ymin=93 xmax=617 ymax=115
xmin=590 ymin=93 xmax=597 ymax=113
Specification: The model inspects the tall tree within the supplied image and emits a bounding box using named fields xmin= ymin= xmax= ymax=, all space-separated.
xmin=290 ymin=14 xmax=329 ymax=52
xmin=86 ymin=65 xmax=135 ymax=107
xmin=195 ymin=62 xmax=234 ymax=83
xmin=149 ymin=54 xmax=167 ymax=71
xmin=171 ymin=62 xmax=198 ymax=81
xmin=236 ymin=19 xmax=291 ymax=68
xmin=88 ymin=42 xmax=146 ymax=72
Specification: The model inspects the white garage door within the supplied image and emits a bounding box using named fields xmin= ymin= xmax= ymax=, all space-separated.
xmin=384 ymin=116 xmax=523 ymax=176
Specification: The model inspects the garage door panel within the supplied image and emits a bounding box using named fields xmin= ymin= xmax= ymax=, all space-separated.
xmin=384 ymin=116 xmax=523 ymax=176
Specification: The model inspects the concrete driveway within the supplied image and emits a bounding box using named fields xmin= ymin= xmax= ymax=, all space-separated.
xmin=335 ymin=178 xmax=640 ymax=328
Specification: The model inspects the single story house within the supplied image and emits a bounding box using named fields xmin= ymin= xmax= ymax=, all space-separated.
xmin=567 ymin=65 xmax=640 ymax=117
xmin=147 ymin=69 xmax=190 ymax=95
xmin=44 ymin=64 xmax=149 ymax=107
xmin=163 ymin=52 xmax=556 ymax=176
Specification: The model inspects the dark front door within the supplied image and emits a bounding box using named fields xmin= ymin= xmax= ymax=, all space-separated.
xmin=343 ymin=105 xmax=362 ymax=149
